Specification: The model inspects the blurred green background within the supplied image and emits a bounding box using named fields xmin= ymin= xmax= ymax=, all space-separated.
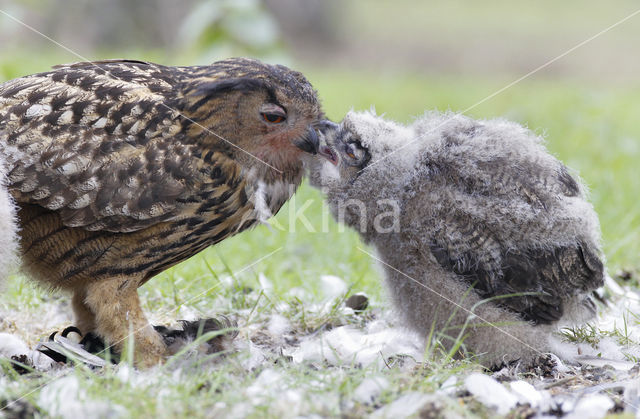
xmin=1 ymin=0 xmax=638 ymax=305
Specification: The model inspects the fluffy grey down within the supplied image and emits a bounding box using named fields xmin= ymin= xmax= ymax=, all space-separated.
xmin=306 ymin=110 xmax=605 ymax=367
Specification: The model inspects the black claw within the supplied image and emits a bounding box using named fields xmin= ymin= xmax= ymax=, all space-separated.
xmin=38 ymin=318 xmax=237 ymax=366
xmin=38 ymin=325 xmax=118 ymax=365
xmin=61 ymin=326 xmax=83 ymax=338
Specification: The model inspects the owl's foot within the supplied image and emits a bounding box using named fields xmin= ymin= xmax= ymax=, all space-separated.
xmin=38 ymin=318 xmax=237 ymax=367
xmin=83 ymin=277 xmax=166 ymax=368
xmin=71 ymin=289 xmax=96 ymax=335
xmin=36 ymin=326 xmax=109 ymax=368
xmin=36 ymin=325 xmax=163 ymax=368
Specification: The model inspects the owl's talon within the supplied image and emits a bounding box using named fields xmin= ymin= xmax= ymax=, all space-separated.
xmin=61 ymin=326 xmax=83 ymax=339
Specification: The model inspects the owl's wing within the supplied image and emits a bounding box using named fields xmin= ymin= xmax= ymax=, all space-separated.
xmin=0 ymin=62 xmax=240 ymax=233
xmin=3 ymin=128 xmax=238 ymax=233
xmin=427 ymin=227 xmax=604 ymax=324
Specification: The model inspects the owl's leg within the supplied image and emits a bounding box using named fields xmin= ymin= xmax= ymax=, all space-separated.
xmin=71 ymin=288 xmax=96 ymax=335
xmin=84 ymin=276 xmax=166 ymax=367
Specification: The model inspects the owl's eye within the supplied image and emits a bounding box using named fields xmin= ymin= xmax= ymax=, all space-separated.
xmin=345 ymin=144 xmax=356 ymax=159
xmin=260 ymin=103 xmax=287 ymax=124
xmin=343 ymin=141 xmax=370 ymax=167
xmin=346 ymin=149 xmax=356 ymax=160
xmin=262 ymin=113 xmax=286 ymax=124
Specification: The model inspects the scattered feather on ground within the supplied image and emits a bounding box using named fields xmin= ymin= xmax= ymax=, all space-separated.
xmin=1 ymin=272 xmax=639 ymax=418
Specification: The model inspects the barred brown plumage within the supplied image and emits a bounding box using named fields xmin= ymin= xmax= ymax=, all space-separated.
xmin=0 ymin=57 xmax=331 ymax=366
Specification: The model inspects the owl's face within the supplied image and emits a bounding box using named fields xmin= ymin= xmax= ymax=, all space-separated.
xmin=307 ymin=111 xmax=413 ymax=233
xmin=318 ymin=121 xmax=371 ymax=182
xmin=180 ymin=57 xmax=331 ymax=174
xmin=310 ymin=111 xmax=411 ymax=188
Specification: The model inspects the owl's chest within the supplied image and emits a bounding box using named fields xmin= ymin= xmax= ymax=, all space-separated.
xmin=176 ymin=176 xmax=293 ymax=242
xmin=180 ymin=178 xmax=254 ymax=242
xmin=248 ymin=179 xmax=295 ymax=223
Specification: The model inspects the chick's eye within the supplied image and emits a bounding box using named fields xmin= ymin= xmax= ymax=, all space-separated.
xmin=345 ymin=144 xmax=357 ymax=159
xmin=261 ymin=113 xmax=286 ymax=124
xmin=342 ymin=140 xmax=370 ymax=167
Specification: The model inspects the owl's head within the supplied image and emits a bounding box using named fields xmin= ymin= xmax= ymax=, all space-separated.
xmin=310 ymin=110 xmax=415 ymax=187
xmin=307 ymin=111 xmax=415 ymax=234
xmin=182 ymin=58 xmax=333 ymax=176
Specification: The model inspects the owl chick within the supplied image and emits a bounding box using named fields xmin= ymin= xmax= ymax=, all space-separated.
xmin=308 ymin=111 xmax=604 ymax=367
xmin=0 ymin=58 xmax=331 ymax=366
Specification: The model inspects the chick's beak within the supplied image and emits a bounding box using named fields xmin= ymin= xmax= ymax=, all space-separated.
xmin=316 ymin=120 xmax=340 ymax=165
xmin=291 ymin=120 xmax=340 ymax=165
xmin=318 ymin=145 xmax=338 ymax=165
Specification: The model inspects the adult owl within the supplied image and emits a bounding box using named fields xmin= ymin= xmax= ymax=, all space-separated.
xmin=0 ymin=57 xmax=331 ymax=366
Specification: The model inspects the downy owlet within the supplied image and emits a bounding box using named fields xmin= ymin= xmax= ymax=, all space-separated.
xmin=307 ymin=111 xmax=604 ymax=367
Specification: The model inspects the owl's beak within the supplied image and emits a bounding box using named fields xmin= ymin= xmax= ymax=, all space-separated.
xmin=292 ymin=125 xmax=320 ymax=155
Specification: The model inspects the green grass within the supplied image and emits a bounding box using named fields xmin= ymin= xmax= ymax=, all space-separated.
xmin=1 ymin=54 xmax=640 ymax=417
